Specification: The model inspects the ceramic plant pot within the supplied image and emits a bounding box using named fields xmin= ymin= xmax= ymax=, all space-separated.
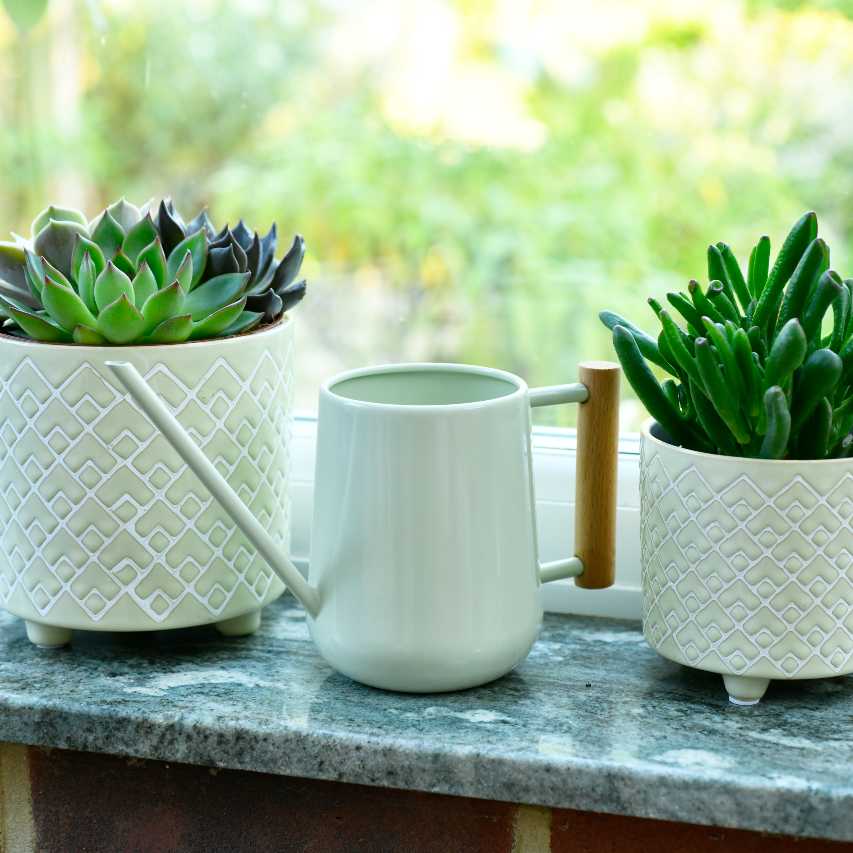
xmin=0 ymin=319 xmax=293 ymax=646
xmin=641 ymin=421 xmax=853 ymax=705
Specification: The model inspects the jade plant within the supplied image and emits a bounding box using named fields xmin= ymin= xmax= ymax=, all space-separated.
xmin=0 ymin=198 xmax=306 ymax=345
xmin=601 ymin=211 xmax=853 ymax=459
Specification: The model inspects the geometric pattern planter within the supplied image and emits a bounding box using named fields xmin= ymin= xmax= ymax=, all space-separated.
xmin=0 ymin=320 xmax=292 ymax=645
xmin=640 ymin=421 xmax=853 ymax=704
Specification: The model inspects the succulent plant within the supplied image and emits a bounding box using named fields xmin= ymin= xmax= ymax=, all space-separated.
xmin=601 ymin=211 xmax=853 ymax=460
xmin=0 ymin=198 xmax=306 ymax=345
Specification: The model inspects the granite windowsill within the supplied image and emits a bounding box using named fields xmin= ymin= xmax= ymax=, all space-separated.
xmin=0 ymin=595 xmax=851 ymax=842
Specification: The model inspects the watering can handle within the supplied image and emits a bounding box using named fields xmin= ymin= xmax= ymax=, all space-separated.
xmin=530 ymin=361 xmax=621 ymax=590
xmin=106 ymin=361 xmax=322 ymax=617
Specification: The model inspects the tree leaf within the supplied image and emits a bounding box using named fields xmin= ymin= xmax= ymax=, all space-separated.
xmin=41 ymin=278 xmax=97 ymax=332
xmin=184 ymin=272 xmax=249 ymax=320
xmin=94 ymin=261 xmax=134 ymax=311
xmin=190 ymin=297 xmax=247 ymax=339
xmin=137 ymin=238 xmax=168 ymax=288
xmin=166 ymin=229 xmax=207 ymax=289
xmin=90 ymin=210 xmax=125 ymax=258
xmin=142 ymin=281 xmax=186 ymax=334
xmin=97 ymin=294 xmax=146 ymax=344
xmin=122 ymin=214 xmax=159 ymax=266
xmin=132 ymin=263 xmax=158 ymax=310
xmin=143 ymin=314 xmax=193 ymax=345
xmin=3 ymin=0 xmax=48 ymax=31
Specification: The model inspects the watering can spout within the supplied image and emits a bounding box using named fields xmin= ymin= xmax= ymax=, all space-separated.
xmin=106 ymin=361 xmax=322 ymax=618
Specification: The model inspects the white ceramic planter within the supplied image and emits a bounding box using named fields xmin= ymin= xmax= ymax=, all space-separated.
xmin=0 ymin=320 xmax=293 ymax=646
xmin=641 ymin=421 xmax=853 ymax=704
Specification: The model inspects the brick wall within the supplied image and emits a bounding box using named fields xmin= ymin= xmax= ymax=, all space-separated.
xmin=0 ymin=744 xmax=846 ymax=852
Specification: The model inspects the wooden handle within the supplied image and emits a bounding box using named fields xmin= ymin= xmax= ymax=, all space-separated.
xmin=574 ymin=361 xmax=620 ymax=590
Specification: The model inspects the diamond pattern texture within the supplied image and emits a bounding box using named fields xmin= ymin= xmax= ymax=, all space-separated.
xmin=640 ymin=430 xmax=853 ymax=680
xmin=0 ymin=323 xmax=292 ymax=630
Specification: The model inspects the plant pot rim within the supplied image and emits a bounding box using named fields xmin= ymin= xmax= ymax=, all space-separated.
xmin=0 ymin=314 xmax=291 ymax=353
xmin=641 ymin=418 xmax=852 ymax=467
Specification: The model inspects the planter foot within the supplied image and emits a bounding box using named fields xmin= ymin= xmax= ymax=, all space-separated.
xmin=25 ymin=621 xmax=71 ymax=648
xmin=215 ymin=609 xmax=262 ymax=637
xmin=723 ymin=674 xmax=770 ymax=706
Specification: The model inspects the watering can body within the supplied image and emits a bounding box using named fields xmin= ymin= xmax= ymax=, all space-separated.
xmin=109 ymin=359 xmax=619 ymax=692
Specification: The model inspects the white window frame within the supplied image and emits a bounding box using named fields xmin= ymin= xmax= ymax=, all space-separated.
xmin=289 ymin=416 xmax=642 ymax=620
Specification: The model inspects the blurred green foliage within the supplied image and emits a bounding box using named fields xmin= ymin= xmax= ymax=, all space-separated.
xmin=1 ymin=0 xmax=852 ymax=422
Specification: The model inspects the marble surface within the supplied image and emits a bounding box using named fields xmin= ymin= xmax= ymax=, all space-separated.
xmin=1 ymin=597 xmax=852 ymax=841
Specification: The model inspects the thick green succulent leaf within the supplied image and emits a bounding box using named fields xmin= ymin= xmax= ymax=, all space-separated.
xmin=257 ymin=223 xmax=277 ymax=282
xmin=113 ymin=250 xmax=136 ymax=279
xmin=76 ymin=253 xmax=97 ymax=314
xmin=173 ymin=251 xmax=193 ymax=292
xmin=0 ymin=278 xmax=38 ymax=311
xmin=190 ymin=297 xmax=247 ymax=339
xmin=41 ymin=279 xmax=97 ymax=332
xmin=41 ymin=257 xmax=73 ymax=289
xmin=230 ymin=220 xmax=254 ymax=252
xmin=90 ymin=210 xmax=125 ymax=258
xmin=185 ymin=209 xmax=216 ymax=240
xmin=184 ymin=272 xmax=249 ymax=321
xmin=220 ymin=310 xmax=263 ymax=338
xmin=71 ymin=234 xmax=107 ymax=281
xmin=210 ymin=232 xmax=247 ymax=273
xmin=157 ymin=200 xmax=186 ymax=255
xmin=271 ymin=235 xmax=306 ymax=295
xmin=97 ymin=294 xmax=146 ymax=344
xmin=34 ymin=219 xmax=88 ymax=278
xmin=137 ymin=238 xmax=168 ymax=288
xmin=143 ymin=314 xmax=193 ymax=345
xmin=206 ymin=246 xmax=241 ymax=281
xmin=72 ymin=325 xmax=107 ymax=345
xmin=94 ymin=262 xmax=135 ymax=311
xmin=31 ymin=204 xmax=87 ymax=237
xmin=245 ymin=289 xmax=282 ymax=322
xmin=106 ymin=198 xmax=141 ymax=232
xmin=2 ymin=301 xmax=70 ymax=342
xmin=166 ymin=230 xmax=207 ymax=289
xmin=132 ymin=264 xmax=158 ymax=310
xmin=280 ymin=279 xmax=306 ymax=313
xmin=24 ymin=251 xmax=45 ymax=298
xmin=0 ymin=241 xmax=27 ymax=292
xmin=122 ymin=215 xmax=159 ymax=265
xmin=245 ymin=232 xmax=261 ymax=282
xmin=142 ymin=282 xmax=186 ymax=334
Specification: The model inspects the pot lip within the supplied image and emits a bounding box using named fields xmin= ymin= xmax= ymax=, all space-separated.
xmin=641 ymin=418 xmax=851 ymax=466
xmin=321 ymin=362 xmax=528 ymax=412
xmin=0 ymin=314 xmax=291 ymax=353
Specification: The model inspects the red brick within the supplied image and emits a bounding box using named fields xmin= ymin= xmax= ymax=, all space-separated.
xmin=27 ymin=747 xmax=514 ymax=853
xmin=550 ymin=806 xmax=849 ymax=853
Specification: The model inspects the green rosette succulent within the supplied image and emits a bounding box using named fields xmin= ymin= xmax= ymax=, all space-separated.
xmin=0 ymin=197 xmax=306 ymax=345
xmin=601 ymin=211 xmax=853 ymax=460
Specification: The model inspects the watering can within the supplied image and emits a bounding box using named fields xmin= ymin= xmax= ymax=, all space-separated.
xmin=109 ymin=360 xmax=620 ymax=692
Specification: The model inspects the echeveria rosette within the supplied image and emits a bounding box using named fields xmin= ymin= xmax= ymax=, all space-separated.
xmin=0 ymin=197 xmax=307 ymax=344
xmin=601 ymin=211 xmax=853 ymax=461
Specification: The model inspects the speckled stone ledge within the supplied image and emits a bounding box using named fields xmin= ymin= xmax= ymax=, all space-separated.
xmin=0 ymin=596 xmax=852 ymax=842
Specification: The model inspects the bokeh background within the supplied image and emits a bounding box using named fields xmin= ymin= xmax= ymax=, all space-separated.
xmin=1 ymin=0 xmax=852 ymax=425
